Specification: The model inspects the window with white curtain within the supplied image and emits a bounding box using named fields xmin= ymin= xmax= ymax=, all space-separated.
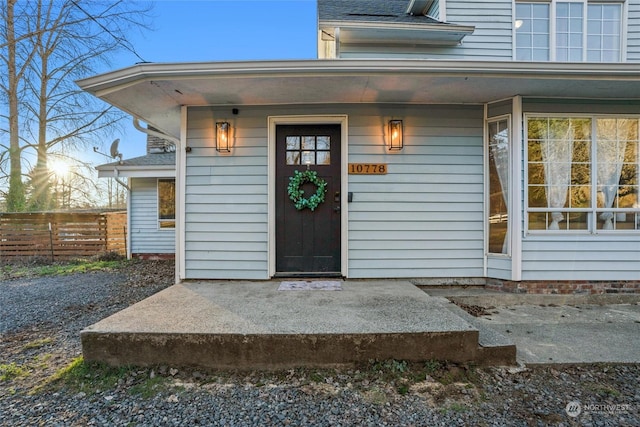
xmin=526 ymin=116 xmax=640 ymax=232
xmin=488 ymin=118 xmax=510 ymax=254
xmin=515 ymin=1 xmax=623 ymax=62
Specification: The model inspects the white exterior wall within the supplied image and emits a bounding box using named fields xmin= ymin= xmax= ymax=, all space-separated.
xmin=184 ymin=104 xmax=485 ymax=280
xmin=521 ymin=237 xmax=640 ymax=281
xmin=184 ymin=108 xmax=269 ymax=279
xmin=628 ymin=1 xmax=640 ymax=62
xmin=347 ymin=105 xmax=485 ymax=278
xmin=487 ymin=257 xmax=512 ymax=280
xmin=130 ymin=177 xmax=175 ymax=255
xmin=332 ymin=0 xmax=639 ymax=63
xmin=182 ymin=100 xmax=639 ymax=281
xmin=338 ymin=0 xmax=513 ymax=60
xmin=519 ymin=99 xmax=640 ymax=281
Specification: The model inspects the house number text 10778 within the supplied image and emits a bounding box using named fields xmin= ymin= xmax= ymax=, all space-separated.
xmin=348 ymin=163 xmax=387 ymax=174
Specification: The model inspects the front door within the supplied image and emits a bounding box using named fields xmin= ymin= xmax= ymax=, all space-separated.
xmin=275 ymin=125 xmax=341 ymax=276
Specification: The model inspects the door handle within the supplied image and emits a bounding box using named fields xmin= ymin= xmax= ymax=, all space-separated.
xmin=334 ymin=191 xmax=340 ymax=203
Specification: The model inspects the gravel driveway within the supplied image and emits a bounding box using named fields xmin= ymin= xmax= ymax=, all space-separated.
xmin=1 ymin=261 xmax=638 ymax=426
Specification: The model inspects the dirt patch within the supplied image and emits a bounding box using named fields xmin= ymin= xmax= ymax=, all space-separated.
xmin=451 ymin=301 xmax=494 ymax=317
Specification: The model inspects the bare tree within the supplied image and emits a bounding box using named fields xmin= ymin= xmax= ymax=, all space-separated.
xmin=1 ymin=0 xmax=28 ymax=211
xmin=0 ymin=0 xmax=152 ymax=212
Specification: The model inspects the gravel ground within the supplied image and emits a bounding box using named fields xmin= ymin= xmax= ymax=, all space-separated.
xmin=1 ymin=260 xmax=638 ymax=426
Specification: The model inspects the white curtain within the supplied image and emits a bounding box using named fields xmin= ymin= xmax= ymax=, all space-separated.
xmin=491 ymin=127 xmax=509 ymax=252
xmin=541 ymin=121 xmax=573 ymax=230
xmin=597 ymin=121 xmax=626 ymax=230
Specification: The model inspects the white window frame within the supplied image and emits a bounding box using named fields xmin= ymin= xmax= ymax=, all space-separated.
xmin=486 ymin=114 xmax=512 ymax=256
xmin=157 ymin=178 xmax=176 ymax=230
xmin=524 ymin=113 xmax=640 ymax=234
xmin=513 ymin=0 xmax=627 ymax=62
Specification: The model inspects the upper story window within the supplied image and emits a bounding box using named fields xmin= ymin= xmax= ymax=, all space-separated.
xmin=516 ymin=1 xmax=623 ymax=62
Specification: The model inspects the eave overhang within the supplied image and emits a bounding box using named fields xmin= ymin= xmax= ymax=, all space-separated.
xmin=319 ymin=21 xmax=475 ymax=45
xmin=96 ymin=163 xmax=175 ymax=178
xmin=77 ymin=59 xmax=640 ymax=140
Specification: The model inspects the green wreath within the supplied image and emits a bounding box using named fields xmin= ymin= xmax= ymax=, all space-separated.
xmin=287 ymin=170 xmax=327 ymax=211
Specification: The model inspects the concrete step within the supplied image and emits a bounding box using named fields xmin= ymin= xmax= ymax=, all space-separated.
xmin=431 ymin=296 xmax=516 ymax=366
xmin=81 ymin=280 xmax=516 ymax=369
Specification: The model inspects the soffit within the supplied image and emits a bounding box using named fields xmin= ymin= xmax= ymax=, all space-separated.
xmin=77 ymin=59 xmax=640 ymax=139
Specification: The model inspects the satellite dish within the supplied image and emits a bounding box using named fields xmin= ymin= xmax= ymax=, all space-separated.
xmin=110 ymin=139 xmax=120 ymax=158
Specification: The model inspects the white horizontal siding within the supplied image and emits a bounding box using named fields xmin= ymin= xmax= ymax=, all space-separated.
xmin=184 ymin=104 xmax=485 ymax=280
xmin=444 ymin=0 xmax=513 ymax=59
xmin=428 ymin=0 xmax=440 ymax=20
xmin=184 ymin=107 xmax=270 ymax=280
xmin=522 ymin=236 xmax=640 ymax=281
xmin=487 ymin=256 xmax=511 ymax=280
xmin=129 ymin=178 xmax=175 ymax=255
xmin=627 ymin=2 xmax=640 ymax=62
xmin=347 ymin=105 xmax=485 ymax=278
xmin=339 ymin=0 xmax=513 ymax=60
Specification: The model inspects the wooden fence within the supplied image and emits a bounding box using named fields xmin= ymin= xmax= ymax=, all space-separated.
xmin=0 ymin=211 xmax=127 ymax=261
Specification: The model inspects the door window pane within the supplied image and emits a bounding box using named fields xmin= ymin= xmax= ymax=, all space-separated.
xmin=317 ymin=136 xmax=330 ymax=150
xmin=302 ymin=136 xmax=316 ymax=150
xmin=286 ymin=151 xmax=300 ymax=165
xmin=301 ymin=151 xmax=314 ymax=165
xmin=285 ymin=135 xmax=331 ymax=165
xmin=286 ymin=136 xmax=300 ymax=150
xmin=317 ymin=151 xmax=331 ymax=165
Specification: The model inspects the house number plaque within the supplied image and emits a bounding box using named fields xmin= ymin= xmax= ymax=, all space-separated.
xmin=348 ymin=163 xmax=387 ymax=175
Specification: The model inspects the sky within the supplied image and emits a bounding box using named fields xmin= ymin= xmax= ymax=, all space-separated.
xmin=96 ymin=0 xmax=317 ymax=161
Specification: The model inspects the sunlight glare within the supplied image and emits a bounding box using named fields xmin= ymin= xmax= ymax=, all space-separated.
xmin=49 ymin=158 xmax=70 ymax=180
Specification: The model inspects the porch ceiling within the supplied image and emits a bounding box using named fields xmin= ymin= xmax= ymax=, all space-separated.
xmin=77 ymin=59 xmax=640 ymax=139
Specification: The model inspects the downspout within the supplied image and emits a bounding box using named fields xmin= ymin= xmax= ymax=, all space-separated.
xmin=133 ymin=118 xmax=180 ymax=146
xmin=112 ymin=167 xmax=130 ymax=191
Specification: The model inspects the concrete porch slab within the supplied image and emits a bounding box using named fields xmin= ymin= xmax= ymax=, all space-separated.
xmin=81 ymin=280 xmax=516 ymax=369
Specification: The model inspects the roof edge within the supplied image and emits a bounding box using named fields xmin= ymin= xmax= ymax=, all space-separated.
xmin=319 ymin=20 xmax=474 ymax=33
xmin=77 ymin=59 xmax=640 ymax=95
xmin=96 ymin=164 xmax=176 ymax=179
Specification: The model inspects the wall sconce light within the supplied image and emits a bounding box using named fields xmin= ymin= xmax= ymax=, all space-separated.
xmin=388 ymin=119 xmax=403 ymax=151
xmin=216 ymin=121 xmax=231 ymax=153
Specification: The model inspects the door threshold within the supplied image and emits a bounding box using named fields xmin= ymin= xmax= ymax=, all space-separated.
xmin=273 ymin=272 xmax=343 ymax=279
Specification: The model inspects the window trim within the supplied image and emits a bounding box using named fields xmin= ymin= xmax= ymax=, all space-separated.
xmin=157 ymin=178 xmax=176 ymax=230
xmin=513 ymin=0 xmax=627 ymax=62
xmin=524 ymin=112 xmax=640 ymax=234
